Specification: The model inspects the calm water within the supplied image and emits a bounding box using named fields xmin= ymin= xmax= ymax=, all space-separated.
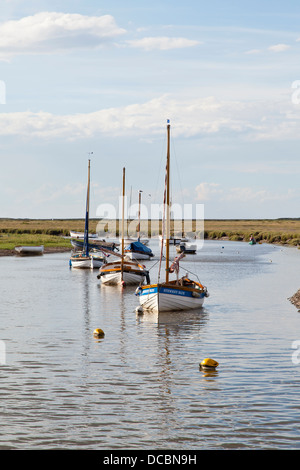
xmin=0 ymin=239 xmax=300 ymax=450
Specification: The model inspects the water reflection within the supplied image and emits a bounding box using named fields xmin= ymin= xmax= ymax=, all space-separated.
xmin=137 ymin=307 xmax=209 ymax=327
xmin=1 ymin=244 xmax=300 ymax=449
xmin=82 ymin=273 xmax=91 ymax=337
xmin=200 ymin=368 xmax=219 ymax=379
xmin=136 ymin=307 xmax=211 ymax=412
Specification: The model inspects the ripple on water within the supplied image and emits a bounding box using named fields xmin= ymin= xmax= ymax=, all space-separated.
xmin=1 ymin=244 xmax=300 ymax=449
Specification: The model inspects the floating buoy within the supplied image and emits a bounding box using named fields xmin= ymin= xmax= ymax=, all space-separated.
xmin=200 ymin=358 xmax=219 ymax=371
xmin=121 ymin=280 xmax=126 ymax=287
xmin=93 ymin=328 xmax=105 ymax=338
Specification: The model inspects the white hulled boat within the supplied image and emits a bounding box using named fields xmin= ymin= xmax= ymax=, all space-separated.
xmin=97 ymin=257 xmax=149 ymax=285
xmin=136 ymin=120 xmax=208 ymax=312
xmin=70 ymin=249 xmax=106 ymax=269
xmin=176 ymin=242 xmax=197 ymax=254
xmin=15 ymin=245 xmax=44 ymax=256
xmin=124 ymin=241 xmax=154 ymax=260
xmin=124 ymin=189 xmax=153 ymax=260
xmin=70 ymin=160 xmax=107 ymax=269
xmin=97 ymin=168 xmax=150 ymax=286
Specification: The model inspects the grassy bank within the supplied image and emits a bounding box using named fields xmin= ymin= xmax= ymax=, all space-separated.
xmin=203 ymin=219 xmax=300 ymax=246
xmin=0 ymin=233 xmax=71 ymax=251
xmin=0 ymin=218 xmax=299 ymax=253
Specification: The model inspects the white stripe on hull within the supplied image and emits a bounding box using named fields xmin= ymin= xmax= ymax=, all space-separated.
xmin=139 ymin=286 xmax=205 ymax=312
xmin=100 ymin=271 xmax=145 ymax=285
xmin=126 ymin=252 xmax=152 ymax=260
xmin=91 ymin=257 xmax=105 ymax=268
xmin=71 ymin=257 xmax=104 ymax=269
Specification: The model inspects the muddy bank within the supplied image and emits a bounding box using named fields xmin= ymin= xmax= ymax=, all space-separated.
xmin=289 ymin=289 xmax=300 ymax=311
xmin=43 ymin=247 xmax=71 ymax=254
xmin=0 ymin=246 xmax=71 ymax=257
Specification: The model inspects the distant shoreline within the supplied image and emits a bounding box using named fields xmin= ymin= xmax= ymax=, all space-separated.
xmin=0 ymin=217 xmax=299 ymax=311
xmin=0 ymin=246 xmax=71 ymax=257
xmin=0 ymin=217 xmax=299 ymax=252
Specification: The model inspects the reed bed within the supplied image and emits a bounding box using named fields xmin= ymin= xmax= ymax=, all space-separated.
xmin=0 ymin=218 xmax=299 ymax=252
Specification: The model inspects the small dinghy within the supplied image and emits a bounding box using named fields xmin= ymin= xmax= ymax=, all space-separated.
xmin=15 ymin=245 xmax=44 ymax=256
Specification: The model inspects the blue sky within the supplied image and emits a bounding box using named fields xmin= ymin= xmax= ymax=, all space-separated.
xmin=0 ymin=0 xmax=300 ymax=220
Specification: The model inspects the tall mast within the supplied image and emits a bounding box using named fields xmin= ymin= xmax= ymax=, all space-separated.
xmin=166 ymin=120 xmax=170 ymax=283
xmin=137 ymin=190 xmax=142 ymax=242
xmin=83 ymin=159 xmax=90 ymax=257
xmin=128 ymin=185 xmax=132 ymax=236
xmin=121 ymin=167 xmax=125 ymax=281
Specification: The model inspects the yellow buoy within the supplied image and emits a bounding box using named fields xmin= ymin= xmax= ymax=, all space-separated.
xmin=200 ymin=358 xmax=219 ymax=370
xmin=93 ymin=328 xmax=105 ymax=338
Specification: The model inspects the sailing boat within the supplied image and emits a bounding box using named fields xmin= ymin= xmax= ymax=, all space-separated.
xmin=70 ymin=159 xmax=106 ymax=269
xmin=121 ymin=189 xmax=150 ymax=247
xmin=97 ymin=168 xmax=150 ymax=286
xmin=136 ymin=120 xmax=209 ymax=312
xmin=125 ymin=190 xmax=153 ymax=260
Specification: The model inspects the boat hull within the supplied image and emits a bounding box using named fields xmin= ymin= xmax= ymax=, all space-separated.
xmin=70 ymin=255 xmax=105 ymax=269
xmin=137 ymin=283 xmax=206 ymax=312
xmin=100 ymin=270 xmax=146 ymax=285
xmin=125 ymin=251 xmax=152 ymax=260
xmin=98 ymin=261 xmax=148 ymax=285
xmin=15 ymin=245 xmax=44 ymax=256
xmin=71 ymin=238 xmax=117 ymax=252
xmin=70 ymin=231 xmax=98 ymax=239
xmin=176 ymin=243 xmax=197 ymax=254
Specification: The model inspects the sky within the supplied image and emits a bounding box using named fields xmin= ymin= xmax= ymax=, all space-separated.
xmin=0 ymin=0 xmax=300 ymax=220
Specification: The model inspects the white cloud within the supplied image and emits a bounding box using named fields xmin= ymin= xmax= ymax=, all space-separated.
xmin=245 ymin=43 xmax=292 ymax=55
xmin=19 ymin=182 xmax=85 ymax=204
xmin=195 ymin=183 xmax=222 ymax=201
xmin=0 ymin=12 xmax=126 ymax=59
xmin=268 ymin=43 xmax=290 ymax=52
xmin=0 ymin=94 xmax=298 ymax=141
xmin=125 ymin=36 xmax=201 ymax=50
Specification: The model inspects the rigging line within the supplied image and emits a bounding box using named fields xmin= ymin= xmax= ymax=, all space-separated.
xmin=159 ymin=252 xmax=204 ymax=285
xmin=147 ymin=258 xmax=160 ymax=272
xmin=153 ymin=131 xmax=167 ymax=205
xmin=158 ymin=153 xmax=168 ymax=283
xmin=178 ymin=264 xmax=203 ymax=284
xmin=170 ymin=131 xmax=185 ymax=208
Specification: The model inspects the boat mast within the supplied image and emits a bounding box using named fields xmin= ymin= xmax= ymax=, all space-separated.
xmin=83 ymin=159 xmax=91 ymax=257
xmin=121 ymin=167 xmax=125 ymax=282
xmin=127 ymin=185 xmax=132 ymax=236
xmin=137 ymin=190 xmax=142 ymax=242
xmin=166 ymin=120 xmax=170 ymax=283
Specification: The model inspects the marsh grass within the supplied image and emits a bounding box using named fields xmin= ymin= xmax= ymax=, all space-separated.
xmin=203 ymin=219 xmax=300 ymax=246
xmin=0 ymin=218 xmax=299 ymax=250
xmin=0 ymin=233 xmax=71 ymax=250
